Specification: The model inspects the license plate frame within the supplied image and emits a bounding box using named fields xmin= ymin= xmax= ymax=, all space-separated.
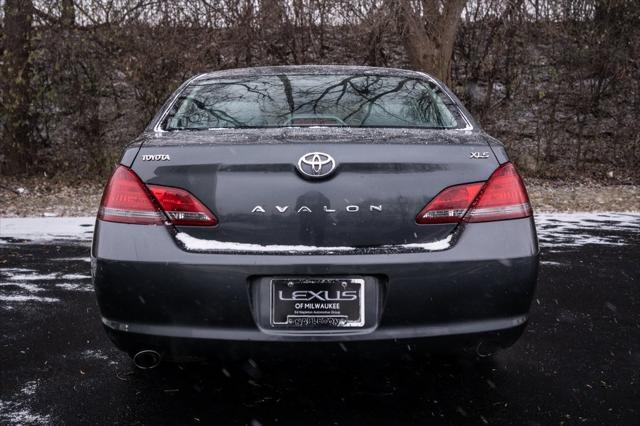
xmin=270 ymin=278 xmax=365 ymax=329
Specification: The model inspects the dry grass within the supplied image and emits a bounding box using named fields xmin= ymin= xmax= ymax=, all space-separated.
xmin=1 ymin=177 xmax=103 ymax=217
xmin=524 ymin=178 xmax=640 ymax=212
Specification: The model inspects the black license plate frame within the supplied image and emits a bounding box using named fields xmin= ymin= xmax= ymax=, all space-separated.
xmin=270 ymin=278 xmax=365 ymax=329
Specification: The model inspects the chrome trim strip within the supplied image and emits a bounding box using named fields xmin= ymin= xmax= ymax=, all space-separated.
xmin=467 ymin=203 xmax=532 ymax=217
xmin=99 ymin=207 xmax=163 ymax=219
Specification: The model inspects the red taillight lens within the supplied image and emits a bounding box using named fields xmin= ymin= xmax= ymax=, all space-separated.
xmin=416 ymin=182 xmax=484 ymax=224
xmin=98 ymin=165 xmax=217 ymax=226
xmin=465 ymin=162 xmax=532 ymax=222
xmin=416 ymin=162 xmax=532 ymax=224
xmin=148 ymin=185 xmax=217 ymax=226
xmin=98 ymin=166 xmax=164 ymax=224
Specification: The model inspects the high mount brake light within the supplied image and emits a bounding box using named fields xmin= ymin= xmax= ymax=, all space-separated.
xmin=416 ymin=162 xmax=532 ymax=224
xmin=98 ymin=166 xmax=217 ymax=226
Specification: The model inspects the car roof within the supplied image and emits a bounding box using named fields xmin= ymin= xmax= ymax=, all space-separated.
xmin=195 ymin=65 xmax=436 ymax=82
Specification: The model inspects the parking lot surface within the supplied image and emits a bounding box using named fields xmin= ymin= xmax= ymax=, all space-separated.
xmin=1 ymin=213 xmax=639 ymax=425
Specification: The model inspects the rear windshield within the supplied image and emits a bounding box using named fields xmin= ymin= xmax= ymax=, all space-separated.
xmin=161 ymin=74 xmax=467 ymax=130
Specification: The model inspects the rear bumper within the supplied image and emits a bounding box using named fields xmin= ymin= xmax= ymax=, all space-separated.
xmin=103 ymin=324 xmax=527 ymax=361
xmin=91 ymin=218 xmax=538 ymax=349
xmin=101 ymin=315 xmax=528 ymax=342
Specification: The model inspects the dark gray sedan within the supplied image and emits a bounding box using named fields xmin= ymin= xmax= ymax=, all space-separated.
xmin=91 ymin=66 xmax=538 ymax=369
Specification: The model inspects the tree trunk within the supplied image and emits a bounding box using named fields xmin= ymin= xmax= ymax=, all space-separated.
xmin=1 ymin=0 xmax=35 ymax=175
xmin=395 ymin=0 xmax=467 ymax=83
xmin=61 ymin=0 xmax=75 ymax=29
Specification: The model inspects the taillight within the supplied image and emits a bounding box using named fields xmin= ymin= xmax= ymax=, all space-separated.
xmin=416 ymin=162 xmax=531 ymax=224
xmin=98 ymin=166 xmax=217 ymax=226
xmin=465 ymin=162 xmax=532 ymax=222
xmin=98 ymin=166 xmax=164 ymax=224
xmin=148 ymin=185 xmax=217 ymax=226
xmin=416 ymin=182 xmax=483 ymax=224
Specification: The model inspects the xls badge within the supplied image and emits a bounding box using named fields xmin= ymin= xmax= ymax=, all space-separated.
xmin=470 ymin=152 xmax=490 ymax=159
xmin=297 ymin=152 xmax=336 ymax=178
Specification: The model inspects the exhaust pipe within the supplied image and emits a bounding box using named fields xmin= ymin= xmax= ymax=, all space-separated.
xmin=475 ymin=341 xmax=497 ymax=358
xmin=133 ymin=349 xmax=162 ymax=370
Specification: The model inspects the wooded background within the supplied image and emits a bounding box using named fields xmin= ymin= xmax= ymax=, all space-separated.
xmin=1 ymin=0 xmax=638 ymax=182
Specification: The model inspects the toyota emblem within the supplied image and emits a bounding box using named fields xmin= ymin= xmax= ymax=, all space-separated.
xmin=297 ymin=152 xmax=336 ymax=179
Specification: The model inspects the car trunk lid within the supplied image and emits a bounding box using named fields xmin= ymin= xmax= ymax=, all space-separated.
xmin=130 ymin=128 xmax=498 ymax=249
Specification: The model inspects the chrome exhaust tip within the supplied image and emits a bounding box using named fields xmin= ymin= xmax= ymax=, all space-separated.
xmin=132 ymin=349 xmax=162 ymax=370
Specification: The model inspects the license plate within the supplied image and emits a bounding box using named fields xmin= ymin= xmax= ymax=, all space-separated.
xmin=270 ymin=278 xmax=365 ymax=328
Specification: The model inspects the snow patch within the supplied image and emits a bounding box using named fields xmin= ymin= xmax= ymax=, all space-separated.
xmin=55 ymin=283 xmax=94 ymax=292
xmin=176 ymin=232 xmax=452 ymax=254
xmin=0 ymin=217 xmax=94 ymax=243
xmin=176 ymin=233 xmax=355 ymax=253
xmin=6 ymin=273 xmax=57 ymax=281
xmin=0 ymin=268 xmax=34 ymax=273
xmin=399 ymin=235 xmax=453 ymax=251
xmin=59 ymin=274 xmax=91 ymax=280
xmin=535 ymin=212 xmax=639 ymax=248
xmin=0 ymin=282 xmax=46 ymax=293
xmin=20 ymin=381 xmax=38 ymax=397
xmin=0 ymin=295 xmax=59 ymax=303
xmin=81 ymin=349 xmax=109 ymax=360
xmin=0 ymin=380 xmax=50 ymax=425
xmin=0 ymin=401 xmax=51 ymax=425
xmin=0 ymin=269 xmax=93 ymax=303
xmin=52 ymin=257 xmax=91 ymax=262
xmin=540 ymin=261 xmax=564 ymax=266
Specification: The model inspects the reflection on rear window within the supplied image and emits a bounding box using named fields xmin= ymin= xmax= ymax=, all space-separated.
xmin=162 ymin=74 xmax=465 ymax=130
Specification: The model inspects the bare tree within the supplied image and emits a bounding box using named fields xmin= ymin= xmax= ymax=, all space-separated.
xmin=60 ymin=0 xmax=75 ymax=28
xmin=1 ymin=0 xmax=35 ymax=175
xmin=0 ymin=0 xmax=638 ymax=181
xmin=392 ymin=0 xmax=467 ymax=82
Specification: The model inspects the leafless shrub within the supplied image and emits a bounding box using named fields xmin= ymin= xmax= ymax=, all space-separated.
xmin=0 ymin=0 xmax=638 ymax=181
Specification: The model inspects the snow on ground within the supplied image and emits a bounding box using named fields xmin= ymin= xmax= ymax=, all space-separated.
xmin=0 ymin=380 xmax=51 ymax=425
xmin=7 ymin=273 xmax=58 ymax=281
xmin=0 ymin=295 xmax=60 ymax=303
xmin=79 ymin=349 xmax=119 ymax=366
xmin=0 ymin=282 xmax=46 ymax=293
xmin=0 ymin=216 xmax=94 ymax=243
xmin=54 ymin=283 xmax=93 ymax=292
xmin=0 ymin=268 xmax=93 ymax=307
xmin=535 ymin=212 xmax=640 ymax=248
xmin=540 ymin=260 xmax=564 ymax=266
xmin=59 ymin=273 xmax=92 ymax=280
xmin=80 ymin=349 xmax=109 ymax=360
xmin=52 ymin=257 xmax=91 ymax=262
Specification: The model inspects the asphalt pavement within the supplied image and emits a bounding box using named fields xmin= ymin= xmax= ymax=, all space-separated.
xmin=0 ymin=214 xmax=639 ymax=425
